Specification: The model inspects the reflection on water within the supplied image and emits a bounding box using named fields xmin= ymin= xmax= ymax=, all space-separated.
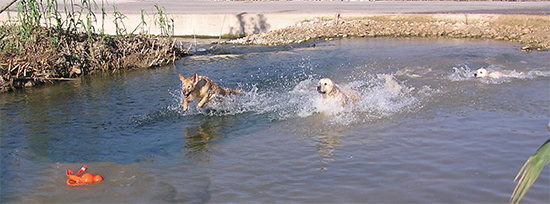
xmin=1 ymin=37 xmax=549 ymax=203
xmin=316 ymin=130 xmax=343 ymax=164
xmin=184 ymin=116 xmax=240 ymax=162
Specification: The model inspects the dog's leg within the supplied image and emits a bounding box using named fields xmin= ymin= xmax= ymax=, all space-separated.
xmin=183 ymin=98 xmax=189 ymax=111
xmin=208 ymin=94 xmax=217 ymax=101
xmin=197 ymin=94 xmax=211 ymax=108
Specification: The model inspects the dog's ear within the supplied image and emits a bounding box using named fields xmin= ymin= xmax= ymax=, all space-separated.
xmin=179 ymin=74 xmax=185 ymax=81
xmin=193 ymin=73 xmax=199 ymax=84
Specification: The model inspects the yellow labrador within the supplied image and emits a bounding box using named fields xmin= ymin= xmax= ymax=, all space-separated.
xmin=179 ymin=73 xmax=242 ymax=111
xmin=317 ymin=78 xmax=360 ymax=105
xmin=474 ymin=68 xmax=517 ymax=79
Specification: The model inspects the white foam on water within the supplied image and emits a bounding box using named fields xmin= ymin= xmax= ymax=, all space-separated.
xmin=448 ymin=65 xmax=475 ymax=81
xmin=192 ymin=74 xmax=431 ymax=126
xmin=144 ymin=66 xmax=481 ymax=129
xmin=449 ymin=65 xmax=550 ymax=84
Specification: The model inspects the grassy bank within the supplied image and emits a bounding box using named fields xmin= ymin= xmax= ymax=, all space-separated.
xmin=0 ymin=0 xmax=190 ymax=92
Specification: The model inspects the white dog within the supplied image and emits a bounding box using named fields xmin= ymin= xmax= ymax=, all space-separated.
xmin=317 ymin=78 xmax=360 ymax=105
xmin=474 ymin=68 xmax=507 ymax=79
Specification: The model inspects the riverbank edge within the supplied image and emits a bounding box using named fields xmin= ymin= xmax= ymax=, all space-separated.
xmin=226 ymin=14 xmax=550 ymax=52
xmin=0 ymin=0 xmax=193 ymax=93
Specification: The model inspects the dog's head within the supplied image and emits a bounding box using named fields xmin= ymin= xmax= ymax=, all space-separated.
xmin=317 ymin=78 xmax=335 ymax=95
xmin=179 ymin=73 xmax=200 ymax=98
xmin=474 ymin=68 xmax=488 ymax=78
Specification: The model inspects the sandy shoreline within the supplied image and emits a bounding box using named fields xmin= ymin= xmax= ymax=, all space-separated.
xmin=227 ymin=14 xmax=550 ymax=52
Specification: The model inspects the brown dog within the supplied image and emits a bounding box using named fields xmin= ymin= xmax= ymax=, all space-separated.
xmin=317 ymin=78 xmax=360 ymax=105
xmin=179 ymin=73 xmax=242 ymax=110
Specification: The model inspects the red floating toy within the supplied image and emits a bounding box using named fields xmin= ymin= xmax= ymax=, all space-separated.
xmin=66 ymin=166 xmax=103 ymax=186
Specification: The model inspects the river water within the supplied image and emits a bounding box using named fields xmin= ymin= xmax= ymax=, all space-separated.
xmin=1 ymin=37 xmax=549 ymax=203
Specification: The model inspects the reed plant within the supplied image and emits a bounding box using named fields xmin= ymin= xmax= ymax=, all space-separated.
xmin=112 ymin=5 xmax=126 ymax=36
xmin=15 ymin=0 xmax=41 ymax=40
xmin=131 ymin=9 xmax=148 ymax=35
xmin=154 ymin=4 xmax=174 ymax=37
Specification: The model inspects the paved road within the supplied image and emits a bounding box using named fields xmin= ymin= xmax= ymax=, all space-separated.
xmin=1 ymin=0 xmax=549 ymax=36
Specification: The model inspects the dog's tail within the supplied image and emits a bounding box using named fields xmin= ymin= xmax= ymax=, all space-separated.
xmin=233 ymin=89 xmax=242 ymax=94
xmin=225 ymin=88 xmax=242 ymax=95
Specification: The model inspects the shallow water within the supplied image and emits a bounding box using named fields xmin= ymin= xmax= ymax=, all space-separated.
xmin=1 ymin=37 xmax=549 ymax=203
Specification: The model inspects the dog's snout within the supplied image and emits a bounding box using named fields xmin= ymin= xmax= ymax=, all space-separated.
xmin=317 ymin=85 xmax=326 ymax=94
xmin=317 ymin=85 xmax=323 ymax=92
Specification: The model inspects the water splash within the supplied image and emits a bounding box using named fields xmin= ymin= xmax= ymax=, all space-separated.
xmin=449 ymin=65 xmax=550 ymax=84
xmin=161 ymin=74 xmax=431 ymax=127
xmin=448 ymin=65 xmax=475 ymax=81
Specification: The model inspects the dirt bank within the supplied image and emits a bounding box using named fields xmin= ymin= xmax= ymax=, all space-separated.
xmin=228 ymin=14 xmax=550 ymax=52
xmin=0 ymin=0 xmax=191 ymax=93
xmin=0 ymin=28 xmax=189 ymax=93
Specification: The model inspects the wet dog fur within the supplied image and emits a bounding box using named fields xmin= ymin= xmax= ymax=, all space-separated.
xmin=179 ymin=73 xmax=242 ymax=110
xmin=474 ymin=68 xmax=524 ymax=79
xmin=317 ymin=78 xmax=360 ymax=105
xmin=474 ymin=68 xmax=507 ymax=79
